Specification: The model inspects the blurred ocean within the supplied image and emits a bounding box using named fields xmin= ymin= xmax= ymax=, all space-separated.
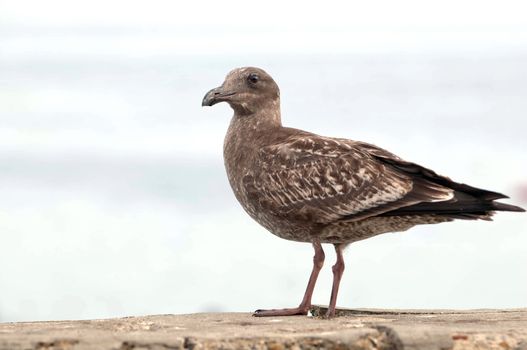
xmin=1 ymin=41 xmax=526 ymax=321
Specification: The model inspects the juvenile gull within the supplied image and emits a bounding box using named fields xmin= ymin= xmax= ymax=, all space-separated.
xmin=201 ymin=67 xmax=525 ymax=318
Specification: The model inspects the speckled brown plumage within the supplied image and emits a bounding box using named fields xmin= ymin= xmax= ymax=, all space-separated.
xmin=202 ymin=67 xmax=524 ymax=317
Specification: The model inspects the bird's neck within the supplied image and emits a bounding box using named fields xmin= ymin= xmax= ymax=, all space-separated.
xmin=231 ymin=98 xmax=282 ymax=132
xmin=224 ymin=100 xmax=282 ymax=171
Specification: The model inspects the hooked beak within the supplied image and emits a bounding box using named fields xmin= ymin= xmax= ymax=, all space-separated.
xmin=201 ymin=86 xmax=236 ymax=106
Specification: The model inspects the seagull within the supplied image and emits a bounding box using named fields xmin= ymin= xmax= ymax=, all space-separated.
xmin=202 ymin=67 xmax=524 ymax=318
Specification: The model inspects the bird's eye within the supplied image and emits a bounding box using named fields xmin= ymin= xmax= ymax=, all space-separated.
xmin=248 ymin=73 xmax=259 ymax=84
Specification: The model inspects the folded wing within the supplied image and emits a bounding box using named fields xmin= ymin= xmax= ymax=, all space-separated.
xmin=242 ymin=134 xmax=457 ymax=224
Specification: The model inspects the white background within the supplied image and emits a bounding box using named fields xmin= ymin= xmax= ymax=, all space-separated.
xmin=0 ymin=0 xmax=526 ymax=322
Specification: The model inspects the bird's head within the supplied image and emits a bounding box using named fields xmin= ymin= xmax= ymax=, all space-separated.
xmin=202 ymin=67 xmax=280 ymax=115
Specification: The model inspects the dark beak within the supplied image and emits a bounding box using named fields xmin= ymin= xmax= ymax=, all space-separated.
xmin=202 ymin=86 xmax=236 ymax=106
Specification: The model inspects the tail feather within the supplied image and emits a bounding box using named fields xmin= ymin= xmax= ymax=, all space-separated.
xmin=492 ymin=201 xmax=525 ymax=212
xmin=380 ymin=192 xmax=525 ymax=220
xmin=372 ymin=152 xmax=525 ymax=220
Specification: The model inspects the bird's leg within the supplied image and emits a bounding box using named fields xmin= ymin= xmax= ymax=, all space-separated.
xmin=297 ymin=241 xmax=325 ymax=311
xmin=325 ymin=244 xmax=345 ymax=318
xmin=253 ymin=241 xmax=325 ymax=317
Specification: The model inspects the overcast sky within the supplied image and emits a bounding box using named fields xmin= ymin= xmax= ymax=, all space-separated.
xmin=2 ymin=0 xmax=527 ymax=56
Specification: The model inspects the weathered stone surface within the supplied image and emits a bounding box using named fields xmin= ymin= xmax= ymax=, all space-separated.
xmin=0 ymin=307 xmax=525 ymax=350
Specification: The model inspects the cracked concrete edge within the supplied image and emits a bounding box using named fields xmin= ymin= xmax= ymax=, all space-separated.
xmin=0 ymin=332 xmax=397 ymax=350
xmin=168 ymin=330 xmax=395 ymax=350
xmin=0 ymin=326 xmax=397 ymax=350
xmin=311 ymin=306 xmax=527 ymax=350
xmin=1 ymin=309 xmax=526 ymax=350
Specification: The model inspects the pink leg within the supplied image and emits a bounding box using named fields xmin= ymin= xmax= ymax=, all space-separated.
xmin=325 ymin=244 xmax=345 ymax=318
xmin=253 ymin=241 xmax=325 ymax=317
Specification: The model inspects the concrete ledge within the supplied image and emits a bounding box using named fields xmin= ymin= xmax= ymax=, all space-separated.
xmin=0 ymin=307 xmax=526 ymax=350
